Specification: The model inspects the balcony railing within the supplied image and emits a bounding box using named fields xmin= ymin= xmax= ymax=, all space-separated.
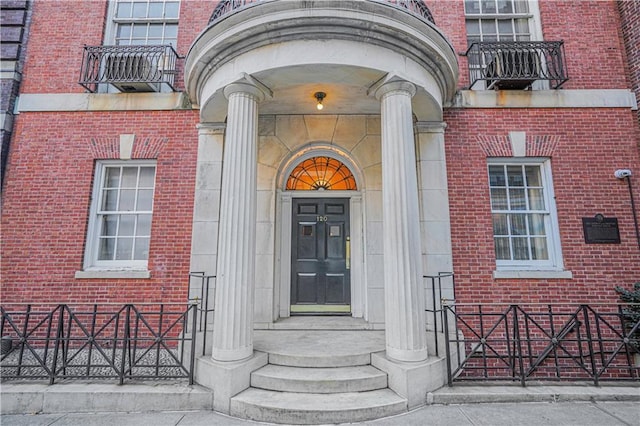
xmin=79 ymin=45 xmax=179 ymax=93
xmin=464 ymin=41 xmax=568 ymax=90
xmin=209 ymin=0 xmax=435 ymax=25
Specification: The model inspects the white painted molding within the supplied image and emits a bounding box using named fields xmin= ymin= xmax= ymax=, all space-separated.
xmin=454 ymin=89 xmax=638 ymax=109
xmin=17 ymin=92 xmax=193 ymax=112
xmin=493 ymin=270 xmax=574 ymax=279
xmin=75 ymin=270 xmax=151 ymax=279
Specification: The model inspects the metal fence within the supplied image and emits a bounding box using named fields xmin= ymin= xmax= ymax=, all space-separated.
xmin=1 ymin=303 xmax=197 ymax=384
xmin=443 ymin=303 xmax=640 ymax=386
xmin=189 ymin=272 xmax=216 ymax=356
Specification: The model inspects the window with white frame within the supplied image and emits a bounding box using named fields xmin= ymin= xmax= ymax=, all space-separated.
xmin=488 ymin=159 xmax=563 ymax=270
xmin=465 ymin=0 xmax=533 ymax=43
xmin=84 ymin=161 xmax=156 ymax=270
xmin=111 ymin=0 xmax=179 ymax=46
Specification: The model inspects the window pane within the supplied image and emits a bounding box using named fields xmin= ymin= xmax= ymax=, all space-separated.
xmin=101 ymin=215 xmax=118 ymax=237
xmin=509 ymin=188 xmax=526 ymax=210
xmin=497 ymin=0 xmax=512 ymax=13
xmin=132 ymin=2 xmax=147 ymax=18
xmin=98 ymin=238 xmax=115 ymax=260
xmin=119 ymin=189 xmax=136 ymax=211
xmin=481 ymin=20 xmax=496 ymax=36
xmin=514 ymin=0 xmax=529 ymax=13
xmin=165 ymin=1 xmax=179 ymax=18
xmin=494 ymin=237 xmax=511 ymax=260
xmin=102 ymin=189 xmax=118 ymax=211
xmin=531 ymin=237 xmax=549 ymax=260
xmin=528 ymin=188 xmax=544 ymax=210
xmin=510 ymin=214 xmax=527 ymax=235
xmin=137 ymin=189 xmax=154 ymax=211
xmin=139 ymin=167 xmax=155 ymax=187
xmin=528 ymin=214 xmax=546 ymax=235
xmin=163 ymin=24 xmax=177 ymax=40
xmin=132 ymin=24 xmax=147 ymax=38
xmin=119 ymin=215 xmax=135 ymax=236
xmin=491 ymin=188 xmax=508 ymax=210
xmin=498 ymin=20 xmax=513 ymax=36
xmin=134 ymin=237 xmax=150 ymax=260
xmin=121 ymin=167 xmax=138 ymax=187
xmin=514 ymin=18 xmax=530 ymax=35
xmin=116 ymin=2 xmax=132 ymax=18
xmin=148 ymin=2 xmax=163 ymax=18
xmin=493 ymin=213 xmax=508 ymax=235
xmin=489 ymin=165 xmax=506 ymax=186
xmin=481 ymin=0 xmax=496 ymax=13
xmin=512 ymin=237 xmax=529 ymax=260
xmin=117 ymin=25 xmax=132 ymax=39
xmin=148 ymin=24 xmax=163 ymax=38
xmin=137 ymin=214 xmax=152 ymax=235
xmin=115 ymin=238 xmax=134 ymax=260
xmin=525 ymin=165 xmax=541 ymax=186
xmin=507 ymin=165 xmax=524 ymax=186
xmin=105 ymin=167 xmax=121 ymax=188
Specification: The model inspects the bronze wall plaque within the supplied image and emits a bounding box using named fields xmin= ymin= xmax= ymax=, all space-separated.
xmin=582 ymin=215 xmax=621 ymax=244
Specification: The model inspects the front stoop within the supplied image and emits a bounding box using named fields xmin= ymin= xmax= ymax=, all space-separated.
xmin=230 ymin=354 xmax=408 ymax=424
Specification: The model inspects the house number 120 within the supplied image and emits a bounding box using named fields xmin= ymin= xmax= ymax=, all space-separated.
xmin=317 ymin=215 xmax=328 ymax=222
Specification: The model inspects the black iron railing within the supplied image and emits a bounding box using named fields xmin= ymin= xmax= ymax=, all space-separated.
xmin=424 ymin=272 xmax=455 ymax=357
xmin=189 ymin=272 xmax=216 ymax=356
xmin=0 ymin=303 xmax=197 ymax=384
xmin=209 ymin=0 xmax=435 ymax=25
xmin=443 ymin=303 xmax=640 ymax=386
xmin=464 ymin=41 xmax=568 ymax=90
xmin=79 ymin=45 xmax=179 ymax=93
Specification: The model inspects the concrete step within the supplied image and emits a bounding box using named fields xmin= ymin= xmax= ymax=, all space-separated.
xmin=230 ymin=387 xmax=407 ymax=424
xmin=268 ymin=350 xmax=371 ymax=367
xmin=251 ymin=364 xmax=387 ymax=393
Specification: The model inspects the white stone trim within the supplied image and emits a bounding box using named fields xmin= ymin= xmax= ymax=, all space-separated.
xmin=493 ymin=270 xmax=573 ymax=279
xmin=75 ymin=269 xmax=151 ymax=279
xmin=453 ymin=89 xmax=638 ymax=109
xmin=17 ymin=93 xmax=192 ymax=112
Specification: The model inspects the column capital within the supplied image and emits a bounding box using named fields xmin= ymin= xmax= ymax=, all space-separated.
xmin=373 ymin=79 xmax=417 ymax=100
xmin=223 ymin=73 xmax=272 ymax=102
xmin=414 ymin=121 xmax=447 ymax=134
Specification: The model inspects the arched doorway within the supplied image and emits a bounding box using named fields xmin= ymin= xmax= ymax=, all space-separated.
xmin=276 ymin=149 xmax=365 ymax=318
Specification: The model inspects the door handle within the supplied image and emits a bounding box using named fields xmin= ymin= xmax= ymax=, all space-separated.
xmin=346 ymin=237 xmax=350 ymax=270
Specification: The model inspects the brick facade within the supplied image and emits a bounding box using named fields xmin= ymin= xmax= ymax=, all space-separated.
xmin=2 ymin=0 xmax=639 ymax=308
xmin=618 ymin=0 xmax=640 ymax=125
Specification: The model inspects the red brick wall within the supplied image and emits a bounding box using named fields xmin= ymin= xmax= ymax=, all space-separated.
xmin=618 ymin=0 xmax=640 ymax=125
xmin=1 ymin=111 xmax=199 ymax=304
xmin=445 ymin=108 xmax=640 ymax=305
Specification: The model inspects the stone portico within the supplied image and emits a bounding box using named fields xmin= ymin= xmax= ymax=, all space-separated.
xmin=183 ymin=0 xmax=459 ymax=420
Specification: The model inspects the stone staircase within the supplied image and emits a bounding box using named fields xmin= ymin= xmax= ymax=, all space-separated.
xmin=230 ymin=344 xmax=408 ymax=424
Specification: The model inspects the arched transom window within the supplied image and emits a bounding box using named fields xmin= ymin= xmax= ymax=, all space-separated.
xmin=286 ymin=156 xmax=357 ymax=190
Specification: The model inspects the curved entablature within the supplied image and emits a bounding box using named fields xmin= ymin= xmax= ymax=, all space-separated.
xmin=185 ymin=0 xmax=458 ymax=121
xmin=209 ymin=0 xmax=436 ymax=25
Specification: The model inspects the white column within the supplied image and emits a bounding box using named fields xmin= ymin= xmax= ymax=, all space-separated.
xmin=376 ymin=80 xmax=428 ymax=362
xmin=212 ymin=82 xmax=264 ymax=362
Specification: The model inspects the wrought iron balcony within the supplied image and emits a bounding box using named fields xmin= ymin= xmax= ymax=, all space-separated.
xmin=210 ymin=0 xmax=435 ymax=25
xmin=79 ymin=45 xmax=179 ymax=93
xmin=464 ymin=41 xmax=568 ymax=90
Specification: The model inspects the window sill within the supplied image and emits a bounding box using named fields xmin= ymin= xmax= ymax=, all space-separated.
xmin=75 ymin=270 xmax=151 ymax=279
xmin=493 ymin=270 xmax=573 ymax=280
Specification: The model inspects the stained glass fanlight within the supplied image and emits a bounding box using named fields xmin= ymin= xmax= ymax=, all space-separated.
xmin=286 ymin=156 xmax=357 ymax=190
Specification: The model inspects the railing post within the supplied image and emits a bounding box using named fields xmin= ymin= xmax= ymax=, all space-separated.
xmin=119 ymin=305 xmax=131 ymax=385
xmin=581 ymin=305 xmax=599 ymax=386
xmin=190 ymin=302 xmax=198 ymax=385
xmin=512 ymin=305 xmax=525 ymax=386
xmin=443 ymin=303 xmax=453 ymax=386
xmin=50 ymin=305 xmax=65 ymax=385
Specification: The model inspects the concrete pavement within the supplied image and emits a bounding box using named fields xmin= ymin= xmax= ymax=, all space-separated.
xmin=1 ymin=401 xmax=639 ymax=426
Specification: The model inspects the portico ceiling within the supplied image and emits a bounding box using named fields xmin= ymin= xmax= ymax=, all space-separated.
xmin=185 ymin=0 xmax=458 ymax=121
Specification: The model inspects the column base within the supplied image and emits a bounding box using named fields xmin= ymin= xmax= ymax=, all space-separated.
xmin=386 ymin=345 xmax=429 ymax=363
xmin=194 ymin=351 xmax=268 ymax=414
xmin=371 ymin=351 xmax=446 ymax=409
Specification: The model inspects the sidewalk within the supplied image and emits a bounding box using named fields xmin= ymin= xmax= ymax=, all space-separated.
xmin=1 ymin=401 xmax=639 ymax=426
xmin=1 ymin=383 xmax=639 ymax=426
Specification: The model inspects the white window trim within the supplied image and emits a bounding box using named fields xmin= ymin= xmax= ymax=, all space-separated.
xmin=79 ymin=160 xmax=156 ymax=276
xmin=488 ymin=157 xmax=568 ymax=275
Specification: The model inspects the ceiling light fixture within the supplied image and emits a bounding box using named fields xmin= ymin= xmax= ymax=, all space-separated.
xmin=314 ymin=92 xmax=326 ymax=110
